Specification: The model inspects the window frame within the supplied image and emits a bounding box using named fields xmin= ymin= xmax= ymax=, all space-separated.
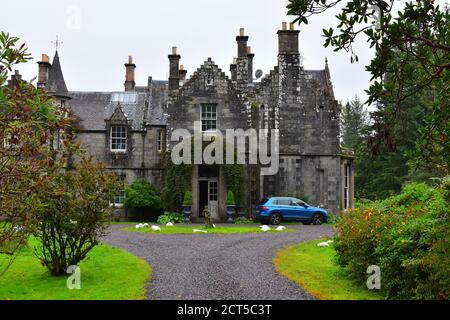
xmin=110 ymin=125 xmax=127 ymax=152
xmin=200 ymin=104 xmax=217 ymax=133
xmin=157 ymin=130 xmax=164 ymax=153
xmin=344 ymin=164 xmax=350 ymax=210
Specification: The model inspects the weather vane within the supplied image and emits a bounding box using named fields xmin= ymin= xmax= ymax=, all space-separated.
xmin=51 ymin=35 xmax=63 ymax=51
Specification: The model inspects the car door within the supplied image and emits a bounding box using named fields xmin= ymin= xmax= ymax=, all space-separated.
xmin=292 ymin=200 xmax=310 ymax=220
xmin=274 ymin=198 xmax=291 ymax=218
xmin=281 ymin=198 xmax=298 ymax=220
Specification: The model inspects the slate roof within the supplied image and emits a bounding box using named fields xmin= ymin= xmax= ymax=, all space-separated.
xmin=69 ymin=80 xmax=168 ymax=131
xmin=45 ymin=51 xmax=69 ymax=96
xmin=304 ymin=69 xmax=335 ymax=99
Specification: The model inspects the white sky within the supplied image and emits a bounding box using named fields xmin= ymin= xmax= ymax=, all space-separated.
xmin=3 ymin=0 xmax=380 ymax=103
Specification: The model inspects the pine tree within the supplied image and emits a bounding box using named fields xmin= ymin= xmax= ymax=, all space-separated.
xmin=340 ymin=95 xmax=368 ymax=149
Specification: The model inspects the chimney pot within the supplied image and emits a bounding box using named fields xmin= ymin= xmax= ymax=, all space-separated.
xmin=233 ymin=58 xmax=237 ymax=64
xmin=128 ymin=56 xmax=133 ymax=64
xmin=240 ymin=28 xmax=245 ymax=36
xmin=290 ymin=22 xmax=295 ymax=31
xmin=172 ymin=46 xmax=177 ymax=55
xmin=180 ymin=64 xmax=184 ymax=70
xmin=246 ymin=46 xmax=252 ymax=54
xmin=282 ymin=22 xmax=287 ymax=30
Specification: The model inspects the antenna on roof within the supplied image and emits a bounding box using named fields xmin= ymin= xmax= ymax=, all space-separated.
xmin=51 ymin=35 xmax=63 ymax=51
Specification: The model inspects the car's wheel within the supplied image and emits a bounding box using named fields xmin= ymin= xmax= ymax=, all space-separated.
xmin=312 ymin=213 xmax=324 ymax=225
xmin=269 ymin=213 xmax=282 ymax=225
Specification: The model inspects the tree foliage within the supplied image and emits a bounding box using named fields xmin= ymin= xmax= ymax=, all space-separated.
xmin=30 ymin=156 xmax=121 ymax=276
xmin=288 ymin=0 xmax=449 ymax=175
xmin=1 ymin=32 xmax=123 ymax=276
xmin=0 ymin=32 xmax=67 ymax=274
xmin=340 ymin=95 xmax=369 ymax=149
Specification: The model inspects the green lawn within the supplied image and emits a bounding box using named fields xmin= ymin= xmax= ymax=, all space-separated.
xmin=274 ymin=239 xmax=383 ymax=300
xmin=124 ymin=224 xmax=293 ymax=234
xmin=0 ymin=238 xmax=151 ymax=300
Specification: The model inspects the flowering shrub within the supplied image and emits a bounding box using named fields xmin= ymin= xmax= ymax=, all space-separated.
xmin=335 ymin=182 xmax=449 ymax=299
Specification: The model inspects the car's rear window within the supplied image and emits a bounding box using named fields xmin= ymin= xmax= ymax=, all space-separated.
xmin=257 ymin=198 xmax=269 ymax=205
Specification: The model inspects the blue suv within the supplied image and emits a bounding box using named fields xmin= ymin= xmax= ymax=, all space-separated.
xmin=254 ymin=197 xmax=328 ymax=225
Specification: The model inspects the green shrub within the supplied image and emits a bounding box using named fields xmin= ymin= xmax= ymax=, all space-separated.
xmin=183 ymin=191 xmax=193 ymax=205
xmin=157 ymin=212 xmax=185 ymax=224
xmin=124 ymin=179 xmax=161 ymax=210
xmin=234 ymin=217 xmax=254 ymax=224
xmin=226 ymin=191 xmax=235 ymax=206
xmin=335 ymin=182 xmax=450 ymax=299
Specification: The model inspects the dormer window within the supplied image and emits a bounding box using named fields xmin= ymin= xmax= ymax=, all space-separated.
xmin=110 ymin=126 xmax=127 ymax=152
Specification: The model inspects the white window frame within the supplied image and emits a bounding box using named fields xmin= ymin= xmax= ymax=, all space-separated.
xmin=344 ymin=164 xmax=350 ymax=210
xmin=110 ymin=126 xmax=127 ymax=152
xmin=114 ymin=189 xmax=125 ymax=206
xmin=201 ymin=104 xmax=217 ymax=133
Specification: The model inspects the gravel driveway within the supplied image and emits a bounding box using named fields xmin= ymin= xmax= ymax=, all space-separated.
xmin=103 ymin=224 xmax=334 ymax=300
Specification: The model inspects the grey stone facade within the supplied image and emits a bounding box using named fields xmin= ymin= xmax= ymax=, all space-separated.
xmin=36 ymin=23 xmax=355 ymax=220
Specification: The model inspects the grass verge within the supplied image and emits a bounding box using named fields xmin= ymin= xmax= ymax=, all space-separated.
xmin=274 ymin=239 xmax=383 ymax=300
xmin=0 ymin=237 xmax=151 ymax=300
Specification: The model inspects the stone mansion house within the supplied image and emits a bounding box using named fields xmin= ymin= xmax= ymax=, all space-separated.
xmin=27 ymin=23 xmax=355 ymax=221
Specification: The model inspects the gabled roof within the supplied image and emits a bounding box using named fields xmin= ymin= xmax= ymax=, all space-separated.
xmin=69 ymin=81 xmax=168 ymax=131
xmin=45 ymin=51 xmax=69 ymax=96
xmin=108 ymin=102 xmax=131 ymax=124
xmin=177 ymin=58 xmax=237 ymax=96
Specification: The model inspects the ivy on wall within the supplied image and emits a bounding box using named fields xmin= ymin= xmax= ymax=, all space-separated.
xmin=223 ymin=164 xmax=246 ymax=209
xmin=161 ymin=160 xmax=192 ymax=212
xmin=161 ymin=137 xmax=247 ymax=212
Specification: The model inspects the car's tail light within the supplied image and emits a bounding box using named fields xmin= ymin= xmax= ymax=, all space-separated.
xmin=260 ymin=206 xmax=269 ymax=211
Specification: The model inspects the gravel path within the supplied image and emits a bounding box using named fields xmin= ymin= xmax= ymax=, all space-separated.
xmin=103 ymin=224 xmax=334 ymax=300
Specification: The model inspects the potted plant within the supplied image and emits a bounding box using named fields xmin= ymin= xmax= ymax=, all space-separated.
xmin=226 ymin=191 xmax=237 ymax=223
xmin=182 ymin=191 xmax=192 ymax=222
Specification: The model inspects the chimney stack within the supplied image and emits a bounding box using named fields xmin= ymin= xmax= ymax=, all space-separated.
xmin=168 ymin=46 xmax=181 ymax=91
xmin=179 ymin=64 xmax=187 ymax=85
xmin=230 ymin=58 xmax=237 ymax=82
xmin=37 ymin=54 xmax=51 ymax=88
xmin=7 ymin=70 xmax=23 ymax=89
xmin=124 ymin=55 xmax=136 ymax=91
xmin=246 ymin=46 xmax=254 ymax=83
xmin=236 ymin=27 xmax=249 ymax=58
xmin=277 ymin=22 xmax=300 ymax=54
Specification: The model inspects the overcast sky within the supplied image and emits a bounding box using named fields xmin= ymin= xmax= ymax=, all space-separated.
xmin=3 ymin=0 xmax=380 ymax=103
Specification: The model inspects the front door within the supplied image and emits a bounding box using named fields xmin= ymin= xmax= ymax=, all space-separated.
xmin=199 ymin=181 xmax=209 ymax=217
xmin=208 ymin=179 xmax=218 ymax=220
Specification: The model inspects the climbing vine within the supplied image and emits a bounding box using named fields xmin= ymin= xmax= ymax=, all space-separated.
xmin=161 ymin=137 xmax=247 ymax=212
